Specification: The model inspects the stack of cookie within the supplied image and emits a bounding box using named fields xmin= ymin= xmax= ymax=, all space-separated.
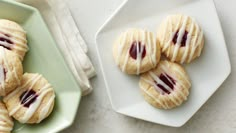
xmin=0 ymin=19 xmax=55 ymax=132
xmin=113 ymin=14 xmax=204 ymax=109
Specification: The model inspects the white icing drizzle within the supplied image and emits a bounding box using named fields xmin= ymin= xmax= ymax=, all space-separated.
xmin=4 ymin=74 xmax=40 ymax=102
xmin=171 ymin=91 xmax=181 ymax=105
xmin=171 ymin=16 xmax=188 ymax=61
xmin=0 ymin=29 xmax=27 ymax=43
xmin=142 ymin=73 xmax=186 ymax=109
xmin=162 ymin=15 xmax=203 ymax=63
xmin=160 ymin=64 xmax=189 ymax=101
xmin=0 ymin=21 xmax=28 ymax=60
xmin=146 ymin=31 xmax=153 ymax=66
xmin=141 ymin=77 xmax=165 ymax=94
xmin=37 ymin=94 xmax=55 ymax=123
xmin=0 ymin=114 xmax=12 ymax=126
xmin=151 ymin=32 xmax=157 ymax=66
xmin=162 ymin=15 xmax=182 ymax=53
xmin=181 ymin=21 xmax=195 ymax=63
xmin=161 ymin=17 xmax=168 ymax=49
xmin=171 ymin=67 xmax=191 ymax=87
xmin=0 ymin=33 xmax=27 ymax=51
xmin=121 ymin=30 xmax=133 ymax=72
xmin=146 ymin=31 xmax=151 ymax=63
xmin=136 ymin=31 xmax=140 ymax=74
xmin=150 ymin=72 xmax=183 ymax=107
xmin=7 ymin=75 xmax=42 ymax=116
xmin=20 ymin=87 xmax=52 ymax=123
xmin=117 ymin=29 xmax=156 ymax=74
xmin=0 ymin=104 xmax=13 ymax=132
xmin=162 ymin=97 xmax=170 ymax=109
xmin=2 ymin=48 xmax=20 ymax=84
xmin=141 ymin=61 xmax=189 ymax=108
xmin=0 ymin=49 xmax=6 ymax=96
xmin=0 ymin=47 xmax=20 ymax=95
xmin=188 ymin=27 xmax=203 ymax=63
xmin=136 ymin=31 xmax=145 ymax=74
xmin=149 ymin=71 xmax=173 ymax=93
xmin=168 ymin=94 xmax=179 ymax=106
xmin=140 ymin=86 xmax=167 ymax=109
xmin=0 ymin=24 xmax=26 ymax=33
xmin=122 ymin=48 xmax=130 ymax=72
xmin=5 ymin=74 xmax=55 ymax=123
xmin=0 ymin=66 xmax=4 ymax=90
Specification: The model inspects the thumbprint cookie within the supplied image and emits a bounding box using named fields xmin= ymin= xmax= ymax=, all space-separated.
xmin=113 ymin=28 xmax=161 ymax=74
xmin=0 ymin=19 xmax=28 ymax=61
xmin=3 ymin=73 xmax=55 ymax=124
xmin=0 ymin=47 xmax=23 ymax=96
xmin=0 ymin=101 xmax=14 ymax=133
xmin=139 ymin=60 xmax=191 ymax=109
xmin=157 ymin=14 xmax=204 ymax=63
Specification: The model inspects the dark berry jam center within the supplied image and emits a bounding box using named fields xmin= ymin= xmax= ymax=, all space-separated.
xmin=3 ymin=68 xmax=6 ymax=80
xmin=155 ymin=73 xmax=176 ymax=94
xmin=172 ymin=30 xmax=188 ymax=47
xmin=129 ymin=41 xmax=146 ymax=60
xmin=20 ymin=90 xmax=38 ymax=108
xmin=4 ymin=34 xmax=10 ymax=37
xmin=0 ymin=33 xmax=13 ymax=50
xmin=0 ymin=67 xmax=6 ymax=82
xmin=0 ymin=37 xmax=13 ymax=44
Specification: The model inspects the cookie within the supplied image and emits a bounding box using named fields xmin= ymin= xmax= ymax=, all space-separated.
xmin=113 ymin=28 xmax=161 ymax=74
xmin=0 ymin=47 xmax=23 ymax=96
xmin=139 ymin=60 xmax=191 ymax=109
xmin=157 ymin=14 xmax=204 ymax=63
xmin=0 ymin=19 xmax=28 ymax=61
xmin=0 ymin=101 xmax=14 ymax=133
xmin=3 ymin=73 xmax=55 ymax=124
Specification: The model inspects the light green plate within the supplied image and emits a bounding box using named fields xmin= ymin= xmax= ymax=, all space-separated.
xmin=0 ymin=0 xmax=82 ymax=132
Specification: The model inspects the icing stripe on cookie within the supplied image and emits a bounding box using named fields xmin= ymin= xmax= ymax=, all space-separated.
xmin=118 ymin=29 xmax=157 ymax=74
xmin=37 ymin=94 xmax=55 ymax=123
xmin=0 ymin=103 xmax=13 ymax=132
xmin=0 ymin=22 xmax=28 ymax=60
xmin=140 ymin=61 xmax=190 ymax=109
xmin=171 ymin=16 xmax=188 ymax=61
xmin=0 ymin=48 xmax=21 ymax=95
xmin=5 ymin=74 xmax=55 ymax=123
xmin=162 ymin=15 xmax=203 ymax=63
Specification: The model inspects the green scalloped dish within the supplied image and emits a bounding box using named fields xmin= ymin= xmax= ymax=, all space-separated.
xmin=0 ymin=0 xmax=81 ymax=132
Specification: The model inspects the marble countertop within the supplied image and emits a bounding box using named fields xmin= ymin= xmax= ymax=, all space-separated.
xmin=63 ymin=0 xmax=236 ymax=132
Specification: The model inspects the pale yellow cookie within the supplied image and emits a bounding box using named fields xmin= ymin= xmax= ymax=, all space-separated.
xmin=157 ymin=14 xmax=204 ymax=63
xmin=139 ymin=60 xmax=191 ymax=109
xmin=0 ymin=101 xmax=14 ymax=133
xmin=3 ymin=73 xmax=55 ymax=124
xmin=0 ymin=19 xmax=28 ymax=61
xmin=113 ymin=28 xmax=161 ymax=74
xmin=0 ymin=47 xmax=23 ymax=96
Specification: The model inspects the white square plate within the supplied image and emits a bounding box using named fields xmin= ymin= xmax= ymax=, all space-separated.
xmin=95 ymin=0 xmax=231 ymax=127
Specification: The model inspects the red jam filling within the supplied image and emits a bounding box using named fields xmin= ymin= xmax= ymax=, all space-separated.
xmin=155 ymin=73 xmax=176 ymax=94
xmin=129 ymin=41 xmax=146 ymax=60
xmin=20 ymin=90 xmax=38 ymax=108
xmin=172 ymin=30 xmax=188 ymax=47
xmin=0 ymin=33 xmax=13 ymax=50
